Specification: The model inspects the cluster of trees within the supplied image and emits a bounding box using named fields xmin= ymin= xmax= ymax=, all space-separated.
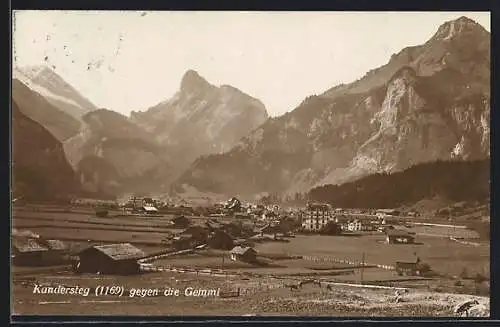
xmin=308 ymin=159 xmax=489 ymax=209
xmin=258 ymin=192 xmax=307 ymax=205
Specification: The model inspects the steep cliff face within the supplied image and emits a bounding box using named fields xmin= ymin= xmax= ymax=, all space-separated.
xmin=11 ymin=100 xmax=80 ymax=201
xmin=175 ymin=16 xmax=490 ymax=197
xmin=63 ymin=109 xmax=173 ymax=195
xmin=130 ymin=70 xmax=268 ymax=171
xmin=318 ymin=66 xmax=490 ymax=187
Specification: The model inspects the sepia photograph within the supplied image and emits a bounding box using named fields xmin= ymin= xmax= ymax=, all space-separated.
xmin=11 ymin=10 xmax=490 ymax=317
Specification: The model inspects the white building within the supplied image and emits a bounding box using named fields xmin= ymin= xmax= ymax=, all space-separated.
xmin=301 ymin=208 xmax=335 ymax=231
xmin=347 ymin=220 xmax=376 ymax=232
xmin=142 ymin=206 xmax=159 ymax=215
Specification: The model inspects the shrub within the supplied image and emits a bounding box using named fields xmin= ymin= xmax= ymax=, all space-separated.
xmin=474 ymin=273 xmax=488 ymax=283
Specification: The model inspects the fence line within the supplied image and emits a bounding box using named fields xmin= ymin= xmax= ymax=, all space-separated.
xmin=449 ymin=237 xmax=480 ymax=247
xmin=300 ymin=255 xmax=395 ymax=270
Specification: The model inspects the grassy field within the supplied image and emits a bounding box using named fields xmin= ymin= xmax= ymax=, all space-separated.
xmin=11 ymin=270 xmax=489 ymax=316
xmin=253 ymin=235 xmax=489 ymax=279
xmin=11 ymin=205 xmax=490 ymax=306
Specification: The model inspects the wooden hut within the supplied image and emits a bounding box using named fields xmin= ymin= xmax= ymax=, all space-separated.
xmin=12 ymin=238 xmax=49 ymax=266
xmin=386 ymin=229 xmax=415 ymax=244
xmin=230 ymin=246 xmax=257 ymax=263
xmin=74 ymin=243 xmax=145 ymax=275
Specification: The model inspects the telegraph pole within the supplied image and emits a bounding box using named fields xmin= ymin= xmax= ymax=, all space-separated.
xmin=360 ymin=252 xmax=365 ymax=285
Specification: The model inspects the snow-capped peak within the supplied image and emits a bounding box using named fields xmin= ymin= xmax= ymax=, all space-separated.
xmin=13 ymin=65 xmax=96 ymax=118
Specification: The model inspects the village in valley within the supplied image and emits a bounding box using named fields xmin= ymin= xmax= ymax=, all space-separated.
xmin=10 ymin=11 xmax=491 ymax=318
xmin=11 ymin=194 xmax=490 ymax=316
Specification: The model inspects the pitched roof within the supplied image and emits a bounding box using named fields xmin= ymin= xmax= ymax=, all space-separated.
xmin=230 ymin=246 xmax=256 ymax=255
xmin=12 ymin=238 xmax=48 ymax=253
xmin=44 ymin=239 xmax=68 ymax=251
xmin=386 ymin=229 xmax=413 ymax=237
xmin=81 ymin=243 xmax=146 ymax=261
xmin=143 ymin=206 xmax=158 ymax=212
xmin=12 ymin=228 xmax=40 ymax=239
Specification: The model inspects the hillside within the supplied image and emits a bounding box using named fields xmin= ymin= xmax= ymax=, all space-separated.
xmin=63 ymin=109 xmax=173 ymax=195
xmin=11 ymin=100 xmax=80 ymax=201
xmin=308 ymin=159 xmax=490 ymax=209
xmin=174 ymin=16 xmax=490 ymax=197
xmin=12 ymin=79 xmax=82 ymax=142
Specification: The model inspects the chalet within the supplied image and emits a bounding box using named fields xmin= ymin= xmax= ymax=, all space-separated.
xmin=171 ymin=215 xmax=190 ymax=228
xmin=42 ymin=239 xmax=68 ymax=251
xmin=386 ymin=229 xmax=415 ymax=244
xmin=74 ymin=243 xmax=145 ymax=274
xmin=12 ymin=238 xmax=49 ymax=266
xmin=395 ymin=254 xmax=425 ymax=276
xmin=141 ymin=206 xmax=159 ymax=215
xmin=225 ymin=197 xmax=242 ymax=212
xmin=230 ymin=246 xmax=257 ymax=263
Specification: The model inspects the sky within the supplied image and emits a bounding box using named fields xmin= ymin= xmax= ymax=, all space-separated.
xmin=12 ymin=11 xmax=490 ymax=117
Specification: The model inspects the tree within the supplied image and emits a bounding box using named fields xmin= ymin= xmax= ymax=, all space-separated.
xmin=320 ymin=221 xmax=342 ymax=235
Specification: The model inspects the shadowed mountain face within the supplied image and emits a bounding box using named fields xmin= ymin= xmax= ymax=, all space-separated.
xmin=11 ymin=100 xmax=80 ymax=201
xmin=174 ymin=16 xmax=490 ymax=197
xmin=13 ymin=65 xmax=269 ymax=197
xmin=63 ymin=109 xmax=174 ymax=195
xmin=12 ymin=78 xmax=82 ymax=142
xmin=130 ymin=70 xmax=269 ymax=172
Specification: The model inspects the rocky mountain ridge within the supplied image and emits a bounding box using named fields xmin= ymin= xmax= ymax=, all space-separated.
xmin=130 ymin=70 xmax=269 ymax=170
xmin=13 ymin=65 xmax=97 ymax=119
xmin=174 ymin=16 xmax=490 ymax=197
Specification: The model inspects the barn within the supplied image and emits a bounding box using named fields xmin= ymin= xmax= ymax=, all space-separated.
xmin=74 ymin=243 xmax=146 ymax=275
xmin=12 ymin=238 xmax=49 ymax=266
xmin=141 ymin=206 xmax=159 ymax=215
xmin=230 ymin=246 xmax=257 ymax=263
xmin=386 ymin=229 xmax=415 ymax=244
